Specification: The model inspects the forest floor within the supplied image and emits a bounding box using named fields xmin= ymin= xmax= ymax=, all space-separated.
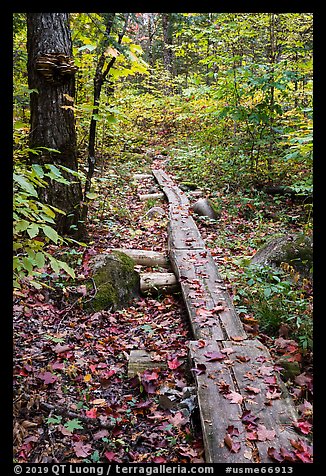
xmin=13 ymin=151 xmax=313 ymax=463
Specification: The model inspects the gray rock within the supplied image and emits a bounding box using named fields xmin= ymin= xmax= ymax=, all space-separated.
xmin=145 ymin=206 xmax=166 ymax=218
xmin=191 ymin=198 xmax=221 ymax=220
xmin=87 ymin=251 xmax=140 ymax=312
xmin=251 ymin=233 xmax=313 ymax=278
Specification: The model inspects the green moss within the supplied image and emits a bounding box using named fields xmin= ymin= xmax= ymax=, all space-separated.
xmin=111 ymin=250 xmax=136 ymax=272
xmin=85 ymin=252 xmax=139 ymax=312
xmin=180 ymin=181 xmax=198 ymax=191
xmin=208 ymin=198 xmax=222 ymax=217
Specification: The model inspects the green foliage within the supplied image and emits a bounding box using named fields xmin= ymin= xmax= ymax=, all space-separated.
xmin=13 ymin=158 xmax=80 ymax=289
xmin=233 ymin=263 xmax=312 ymax=350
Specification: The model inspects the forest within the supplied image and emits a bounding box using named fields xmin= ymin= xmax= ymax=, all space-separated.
xmin=13 ymin=13 xmax=313 ymax=465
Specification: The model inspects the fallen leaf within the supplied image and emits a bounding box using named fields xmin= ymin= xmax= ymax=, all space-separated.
xmin=168 ymin=358 xmax=182 ymax=369
xmin=245 ymin=386 xmax=261 ymax=394
xmin=266 ymin=388 xmax=282 ymax=400
xmin=221 ymin=347 xmax=235 ymax=355
xmin=256 ymin=424 xmax=276 ymax=441
xmin=204 ymin=351 xmax=225 ymax=362
xmin=231 ymin=336 xmax=245 ymax=341
xmin=258 ymin=365 xmax=274 ymax=376
xmin=293 ymin=420 xmax=312 ymax=435
xmin=90 ymin=398 xmax=106 ymax=406
xmin=104 ymin=451 xmax=118 ymax=462
xmin=93 ymin=429 xmax=109 ymax=440
xmin=169 ymin=411 xmax=189 ymax=427
xmin=85 ymin=408 xmax=97 ymax=419
xmin=196 ymin=340 xmax=207 ymax=348
xmin=267 ymin=447 xmax=284 ymax=462
xmin=224 ymin=434 xmax=241 ymax=453
xmin=225 ymin=391 xmax=243 ymax=404
xmin=236 ymin=355 xmax=250 ymax=363
xmin=226 ymin=425 xmax=239 ymax=437
xmin=36 ymin=371 xmax=58 ymax=385
xmin=73 ymin=441 xmax=92 ymax=458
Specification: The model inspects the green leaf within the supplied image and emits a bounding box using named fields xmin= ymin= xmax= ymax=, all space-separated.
xmin=21 ymin=257 xmax=33 ymax=274
xmin=47 ymin=415 xmax=62 ymax=425
xmin=15 ymin=219 xmax=30 ymax=232
xmin=42 ymin=225 xmax=59 ymax=244
xmin=34 ymin=252 xmax=45 ymax=269
xmin=48 ymin=256 xmax=60 ymax=274
xmin=13 ymin=174 xmax=38 ymax=197
xmin=14 ymin=121 xmax=26 ymax=130
xmin=58 ymin=260 xmax=76 ymax=279
xmin=64 ymin=419 xmax=83 ymax=432
xmin=32 ymin=164 xmax=45 ymax=178
xmin=27 ymin=223 xmax=39 ymax=239
xmin=85 ymin=192 xmax=98 ymax=199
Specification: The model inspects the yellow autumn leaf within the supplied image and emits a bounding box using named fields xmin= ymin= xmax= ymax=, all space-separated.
xmin=84 ymin=373 xmax=92 ymax=382
xmin=91 ymin=398 xmax=106 ymax=406
xmin=105 ymin=46 xmax=119 ymax=58
xmin=63 ymin=94 xmax=74 ymax=102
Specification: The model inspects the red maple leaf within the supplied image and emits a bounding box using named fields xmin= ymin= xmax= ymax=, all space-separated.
xmin=293 ymin=419 xmax=312 ymax=435
xmin=256 ymin=424 xmax=276 ymax=441
xmin=73 ymin=441 xmax=92 ymax=458
xmin=168 ymin=358 xmax=182 ymax=369
xmin=85 ymin=408 xmax=97 ymax=419
xmin=204 ymin=351 xmax=225 ymax=361
xmin=36 ymin=371 xmax=58 ymax=384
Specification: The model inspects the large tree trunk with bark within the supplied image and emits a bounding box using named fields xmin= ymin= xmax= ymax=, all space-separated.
xmin=27 ymin=13 xmax=85 ymax=238
xmin=161 ymin=13 xmax=174 ymax=82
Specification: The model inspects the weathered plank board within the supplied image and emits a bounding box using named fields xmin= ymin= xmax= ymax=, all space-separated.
xmin=128 ymin=350 xmax=166 ymax=377
xmin=170 ymin=249 xmax=246 ymax=341
xmin=152 ymin=168 xmax=311 ymax=464
xmin=221 ymin=339 xmax=304 ymax=460
xmin=168 ymin=215 xmax=205 ymax=250
xmin=188 ymin=340 xmax=252 ymax=463
xmin=190 ymin=339 xmax=310 ymax=463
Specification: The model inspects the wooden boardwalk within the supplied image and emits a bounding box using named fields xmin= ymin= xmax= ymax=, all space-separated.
xmin=153 ymin=169 xmax=310 ymax=463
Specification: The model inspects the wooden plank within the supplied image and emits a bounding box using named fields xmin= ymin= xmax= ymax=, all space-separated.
xmin=111 ymin=248 xmax=170 ymax=268
xmin=170 ymin=249 xmax=246 ymax=341
xmin=168 ymin=215 xmax=205 ymax=250
xmin=128 ymin=350 xmax=166 ymax=377
xmin=190 ymin=339 xmax=311 ymax=463
xmin=189 ymin=340 xmax=251 ymax=463
xmin=221 ymin=339 xmax=310 ymax=462
xmin=140 ymin=272 xmax=179 ymax=293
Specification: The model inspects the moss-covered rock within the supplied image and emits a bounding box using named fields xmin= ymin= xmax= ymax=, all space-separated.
xmin=180 ymin=181 xmax=198 ymax=191
xmin=191 ymin=197 xmax=221 ymax=220
xmin=251 ymin=233 xmax=313 ymax=278
xmin=86 ymin=251 xmax=140 ymax=312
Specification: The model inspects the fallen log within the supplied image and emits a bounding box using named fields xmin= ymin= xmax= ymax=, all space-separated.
xmin=110 ymin=248 xmax=170 ymax=268
xmin=133 ymin=173 xmax=154 ymax=180
xmin=139 ymin=193 xmax=165 ymax=201
xmin=140 ymin=272 xmax=179 ymax=293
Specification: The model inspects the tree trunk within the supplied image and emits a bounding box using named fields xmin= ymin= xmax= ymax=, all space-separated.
xmin=161 ymin=13 xmax=174 ymax=90
xmin=27 ymin=13 xmax=85 ymax=238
